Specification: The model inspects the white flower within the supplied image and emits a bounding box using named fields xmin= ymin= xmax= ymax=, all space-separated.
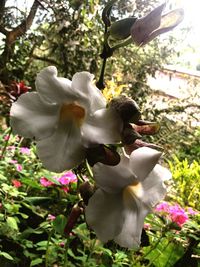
xmin=10 ymin=66 xmax=122 ymax=172
xmin=131 ymin=3 xmax=184 ymax=46
xmin=85 ymin=147 xmax=171 ymax=248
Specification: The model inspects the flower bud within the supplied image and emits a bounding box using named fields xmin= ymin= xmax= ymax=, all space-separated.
xmin=109 ymin=96 xmax=141 ymax=123
xmin=124 ymin=139 xmax=163 ymax=155
xmin=121 ymin=123 xmax=141 ymax=145
xmin=131 ymin=3 xmax=184 ymax=46
xmin=109 ymin=17 xmax=137 ymax=40
xmin=133 ymin=121 xmax=160 ymax=135
xmin=64 ymin=204 xmax=83 ymax=236
xmin=79 ymin=181 xmax=95 ymax=205
xmin=86 ymin=144 xmax=120 ymax=166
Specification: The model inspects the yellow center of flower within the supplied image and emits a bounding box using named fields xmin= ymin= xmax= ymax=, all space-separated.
xmin=59 ymin=103 xmax=85 ymax=125
xmin=123 ymin=181 xmax=144 ymax=206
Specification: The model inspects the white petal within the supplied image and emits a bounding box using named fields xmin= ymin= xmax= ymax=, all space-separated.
xmin=36 ymin=121 xmax=85 ymax=172
xmin=114 ymin=198 xmax=149 ymax=248
xmin=72 ymin=72 xmax=106 ymax=113
xmin=93 ymin=158 xmax=136 ymax=193
xmin=10 ymin=92 xmax=59 ymax=140
xmin=129 ymin=147 xmax=162 ymax=181
xmin=85 ymin=189 xmax=124 ymax=242
xmin=82 ymin=108 xmax=123 ymax=146
xmin=141 ymin=164 xmax=172 ymax=207
xmin=35 ymin=66 xmax=74 ymax=104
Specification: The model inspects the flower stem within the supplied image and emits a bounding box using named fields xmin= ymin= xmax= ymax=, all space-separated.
xmin=96 ymin=56 xmax=107 ymax=90
xmin=45 ymin=230 xmax=53 ymax=267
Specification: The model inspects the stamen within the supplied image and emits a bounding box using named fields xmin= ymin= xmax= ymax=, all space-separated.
xmin=60 ymin=103 xmax=85 ymax=125
xmin=123 ymin=181 xmax=144 ymax=206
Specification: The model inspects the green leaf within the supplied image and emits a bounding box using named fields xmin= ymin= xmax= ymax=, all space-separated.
xmin=53 ymin=215 xmax=67 ymax=235
xmin=20 ymin=178 xmax=44 ymax=189
xmin=0 ymin=251 xmax=14 ymax=261
xmin=30 ymin=258 xmax=43 ymax=266
xmin=6 ymin=217 xmax=18 ymax=231
xmin=25 ymin=196 xmax=52 ymax=205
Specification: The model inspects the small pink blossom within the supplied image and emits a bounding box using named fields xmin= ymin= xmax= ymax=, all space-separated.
xmin=4 ymin=135 xmax=10 ymax=141
xmin=47 ymin=214 xmax=56 ymax=221
xmin=155 ymin=201 xmax=170 ymax=212
xmin=16 ymin=164 xmax=23 ymax=172
xmin=12 ymin=179 xmax=22 ymax=188
xmin=144 ymin=223 xmax=151 ymax=230
xmin=57 ymin=176 xmax=70 ymax=185
xmin=57 ymin=171 xmax=77 ymax=185
xmin=156 ymin=202 xmax=189 ymax=227
xmin=40 ymin=177 xmax=55 ymax=187
xmin=169 ymin=205 xmax=189 ymax=227
xmin=20 ymin=147 xmax=30 ymax=155
xmin=9 ymin=159 xmax=18 ymax=164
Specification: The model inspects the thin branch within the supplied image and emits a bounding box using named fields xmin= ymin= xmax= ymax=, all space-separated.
xmin=0 ymin=0 xmax=6 ymax=20
xmin=32 ymin=54 xmax=60 ymax=66
xmin=156 ymin=104 xmax=200 ymax=114
xmin=6 ymin=0 xmax=40 ymax=45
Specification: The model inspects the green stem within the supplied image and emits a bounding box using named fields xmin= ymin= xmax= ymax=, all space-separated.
xmin=111 ymin=36 xmax=133 ymax=52
xmin=0 ymin=127 xmax=12 ymax=159
xmin=96 ymin=56 xmax=107 ymax=90
xmin=86 ymin=160 xmax=93 ymax=179
xmin=86 ymin=238 xmax=97 ymax=262
xmin=45 ymin=230 xmax=53 ymax=267
xmin=63 ymin=239 xmax=69 ymax=267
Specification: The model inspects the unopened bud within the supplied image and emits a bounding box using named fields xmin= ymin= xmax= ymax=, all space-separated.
xmin=133 ymin=121 xmax=160 ymax=135
xmin=109 ymin=96 xmax=141 ymax=123
xmin=79 ymin=181 xmax=95 ymax=205
xmin=86 ymin=145 xmax=120 ymax=166
xmin=121 ymin=124 xmax=141 ymax=145
xmin=124 ymin=139 xmax=163 ymax=155
xmin=64 ymin=204 xmax=83 ymax=236
xmin=109 ymin=17 xmax=137 ymax=40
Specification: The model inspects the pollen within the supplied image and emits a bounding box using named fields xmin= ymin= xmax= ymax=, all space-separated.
xmin=123 ymin=181 xmax=144 ymax=206
xmin=60 ymin=103 xmax=85 ymax=125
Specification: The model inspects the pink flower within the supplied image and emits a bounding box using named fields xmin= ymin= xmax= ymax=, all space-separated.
xmin=20 ymin=147 xmax=30 ymax=155
xmin=47 ymin=214 xmax=56 ymax=221
xmin=169 ymin=204 xmax=189 ymax=227
xmin=9 ymin=159 xmax=18 ymax=164
xmin=57 ymin=176 xmax=70 ymax=185
xmin=155 ymin=201 xmax=170 ymax=212
xmin=16 ymin=164 xmax=23 ymax=172
xmin=156 ymin=202 xmax=189 ymax=227
xmin=4 ymin=135 xmax=10 ymax=141
xmin=12 ymin=179 xmax=22 ymax=188
xmin=40 ymin=177 xmax=55 ymax=187
xmin=144 ymin=223 xmax=151 ymax=230
xmin=57 ymin=171 xmax=77 ymax=185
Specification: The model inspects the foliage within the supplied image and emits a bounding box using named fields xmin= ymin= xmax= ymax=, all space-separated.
xmin=0 ymin=0 xmax=199 ymax=266
xmin=168 ymin=156 xmax=200 ymax=210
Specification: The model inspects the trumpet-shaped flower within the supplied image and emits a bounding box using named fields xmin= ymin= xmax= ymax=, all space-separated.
xmin=131 ymin=3 xmax=184 ymax=46
xmin=85 ymin=147 xmax=171 ymax=248
xmin=10 ymin=66 xmax=122 ymax=172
